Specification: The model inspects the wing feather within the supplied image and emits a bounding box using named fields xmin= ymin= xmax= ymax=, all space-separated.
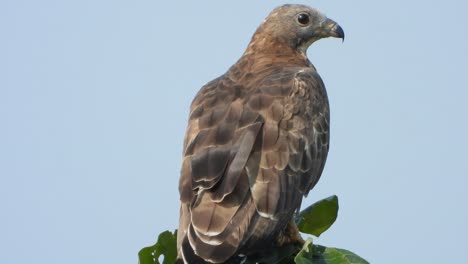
xmin=178 ymin=66 xmax=330 ymax=263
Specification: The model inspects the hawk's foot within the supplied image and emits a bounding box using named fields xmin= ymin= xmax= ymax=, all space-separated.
xmin=275 ymin=220 xmax=305 ymax=247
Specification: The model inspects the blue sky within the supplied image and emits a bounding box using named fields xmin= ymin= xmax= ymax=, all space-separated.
xmin=1 ymin=0 xmax=467 ymax=263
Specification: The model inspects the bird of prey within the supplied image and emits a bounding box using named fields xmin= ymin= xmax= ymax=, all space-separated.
xmin=176 ymin=4 xmax=344 ymax=264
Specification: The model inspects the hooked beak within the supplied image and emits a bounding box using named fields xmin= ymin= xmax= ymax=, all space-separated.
xmin=322 ymin=18 xmax=345 ymax=41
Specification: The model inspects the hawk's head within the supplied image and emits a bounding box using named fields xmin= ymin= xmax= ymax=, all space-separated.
xmin=253 ymin=4 xmax=344 ymax=52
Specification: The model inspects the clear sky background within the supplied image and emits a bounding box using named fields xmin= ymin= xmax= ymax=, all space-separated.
xmin=1 ymin=0 xmax=467 ymax=263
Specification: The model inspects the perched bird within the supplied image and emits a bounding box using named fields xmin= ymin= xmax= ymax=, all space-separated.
xmin=176 ymin=4 xmax=344 ymax=263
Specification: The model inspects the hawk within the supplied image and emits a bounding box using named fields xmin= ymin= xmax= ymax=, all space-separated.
xmin=176 ymin=4 xmax=344 ymax=263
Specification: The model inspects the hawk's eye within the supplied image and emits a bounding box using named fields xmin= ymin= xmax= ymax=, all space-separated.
xmin=297 ymin=13 xmax=310 ymax=25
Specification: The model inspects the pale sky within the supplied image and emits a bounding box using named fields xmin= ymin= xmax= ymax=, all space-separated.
xmin=1 ymin=0 xmax=467 ymax=263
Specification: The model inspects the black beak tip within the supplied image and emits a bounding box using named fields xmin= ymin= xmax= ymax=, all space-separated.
xmin=325 ymin=18 xmax=345 ymax=42
xmin=336 ymin=25 xmax=345 ymax=42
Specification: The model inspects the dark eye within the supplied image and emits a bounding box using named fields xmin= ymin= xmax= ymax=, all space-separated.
xmin=297 ymin=13 xmax=310 ymax=25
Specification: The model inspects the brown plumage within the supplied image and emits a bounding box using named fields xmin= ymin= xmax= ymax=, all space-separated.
xmin=177 ymin=4 xmax=344 ymax=263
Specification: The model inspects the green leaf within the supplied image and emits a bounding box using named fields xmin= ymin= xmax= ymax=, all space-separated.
xmin=310 ymin=245 xmax=369 ymax=264
xmin=294 ymin=238 xmax=369 ymax=264
xmin=319 ymin=248 xmax=369 ymax=264
xmin=138 ymin=230 xmax=177 ymax=264
xmin=294 ymin=238 xmax=315 ymax=264
xmin=296 ymin=195 xmax=339 ymax=237
xmin=245 ymin=243 xmax=300 ymax=264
